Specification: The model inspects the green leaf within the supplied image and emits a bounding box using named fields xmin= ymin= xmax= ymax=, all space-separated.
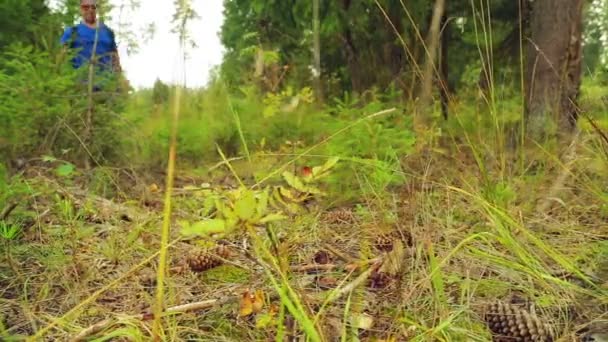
xmin=259 ymin=213 xmax=287 ymax=223
xmin=42 ymin=155 xmax=57 ymax=162
xmin=311 ymin=157 xmax=339 ymax=179
xmin=283 ymin=171 xmax=324 ymax=195
xmin=180 ymin=219 xmax=226 ymax=237
xmin=235 ymin=190 xmax=256 ymax=220
xmin=255 ymin=312 xmax=276 ymax=329
xmin=282 ymin=171 xmax=306 ymax=192
xmin=55 ymin=163 xmax=75 ymax=177
xmin=202 ymin=196 xmax=217 ymax=216
xmin=256 ymin=189 xmax=269 ymax=218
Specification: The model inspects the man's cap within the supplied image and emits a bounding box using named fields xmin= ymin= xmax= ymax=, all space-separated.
xmin=81 ymin=0 xmax=97 ymax=5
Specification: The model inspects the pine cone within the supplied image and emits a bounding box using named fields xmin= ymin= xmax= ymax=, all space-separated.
xmin=322 ymin=207 xmax=355 ymax=224
xmin=375 ymin=234 xmax=395 ymax=252
xmin=186 ymin=245 xmax=231 ymax=273
xmin=368 ymin=271 xmax=394 ymax=290
xmin=484 ymin=301 xmax=554 ymax=342
xmin=313 ymin=250 xmax=331 ymax=264
xmin=375 ymin=230 xmax=413 ymax=252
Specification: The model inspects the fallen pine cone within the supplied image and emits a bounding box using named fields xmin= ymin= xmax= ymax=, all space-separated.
xmin=322 ymin=207 xmax=355 ymax=224
xmin=313 ymin=250 xmax=332 ymax=265
xmin=186 ymin=245 xmax=232 ymax=273
xmin=374 ymin=230 xmax=413 ymax=252
xmin=375 ymin=234 xmax=395 ymax=252
xmin=368 ymin=271 xmax=394 ymax=290
xmin=483 ymin=301 xmax=555 ymax=342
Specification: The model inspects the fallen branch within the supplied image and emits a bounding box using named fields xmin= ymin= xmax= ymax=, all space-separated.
xmin=291 ymin=263 xmax=339 ymax=273
xmin=149 ymin=296 xmax=236 ymax=319
xmin=322 ymin=243 xmax=357 ymax=263
xmin=70 ymin=297 xmax=237 ymax=341
xmin=70 ymin=319 xmax=113 ymax=342
xmin=324 ymin=266 xmax=375 ymax=304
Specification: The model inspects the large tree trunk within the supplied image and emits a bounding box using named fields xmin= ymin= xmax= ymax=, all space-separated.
xmin=524 ymin=0 xmax=584 ymax=138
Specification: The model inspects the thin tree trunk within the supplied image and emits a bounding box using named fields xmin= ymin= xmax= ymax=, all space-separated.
xmin=340 ymin=0 xmax=362 ymax=93
xmin=524 ymin=0 xmax=584 ymax=139
xmin=439 ymin=12 xmax=449 ymax=120
xmin=419 ymin=0 xmax=445 ymax=121
xmin=312 ymin=0 xmax=323 ymax=103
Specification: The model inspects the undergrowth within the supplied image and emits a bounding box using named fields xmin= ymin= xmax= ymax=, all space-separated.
xmin=1 ymin=84 xmax=607 ymax=340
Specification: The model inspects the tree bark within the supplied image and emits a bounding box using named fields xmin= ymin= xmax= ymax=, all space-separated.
xmin=439 ymin=12 xmax=450 ymax=120
xmin=419 ymin=0 xmax=445 ymax=120
xmin=312 ymin=0 xmax=323 ymax=103
xmin=340 ymin=0 xmax=362 ymax=93
xmin=524 ymin=0 xmax=584 ymax=139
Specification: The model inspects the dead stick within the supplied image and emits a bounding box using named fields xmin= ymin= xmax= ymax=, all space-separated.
xmin=70 ymin=318 xmax=113 ymax=342
xmin=291 ymin=264 xmax=339 ymax=273
xmin=324 ymin=267 xmax=375 ymax=304
xmin=70 ymin=297 xmax=236 ymax=341
xmin=322 ymin=243 xmax=356 ymax=263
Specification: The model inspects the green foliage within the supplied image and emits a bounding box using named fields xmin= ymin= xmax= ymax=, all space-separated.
xmin=0 ymin=42 xmax=131 ymax=165
xmin=0 ymin=165 xmax=32 ymax=218
xmin=151 ymin=78 xmax=170 ymax=105
xmin=0 ymin=0 xmax=51 ymax=49
xmin=0 ymin=221 xmax=22 ymax=242
xmin=584 ymin=0 xmax=608 ymax=73
xmin=180 ymin=157 xmax=339 ymax=239
xmin=0 ymin=44 xmax=76 ymax=160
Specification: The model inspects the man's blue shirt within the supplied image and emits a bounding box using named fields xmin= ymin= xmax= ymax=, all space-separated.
xmin=60 ymin=22 xmax=117 ymax=71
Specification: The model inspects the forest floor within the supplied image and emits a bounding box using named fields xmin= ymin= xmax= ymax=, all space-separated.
xmin=1 ymin=135 xmax=607 ymax=341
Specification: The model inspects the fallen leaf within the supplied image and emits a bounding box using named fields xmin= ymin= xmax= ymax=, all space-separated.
xmin=239 ymin=290 xmax=254 ymax=317
xmin=252 ymin=289 xmax=265 ymax=314
xmin=316 ymin=276 xmax=338 ymax=289
xmin=351 ymin=313 xmax=374 ymax=330
xmin=239 ymin=289 xmax=265 ymax=317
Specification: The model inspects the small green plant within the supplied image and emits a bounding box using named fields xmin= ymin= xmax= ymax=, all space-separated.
xmin=42 ymin=155 xmax=77 ymax=179
xmin=180 ymin=157 xmax=339 ymax=238
xmin=178 ymin=157 xmax=339 ymax=341
xmin=0 ymin=221 xmax=22 ymax=241
xmin=0 ymin=220 xmax=23 ymax=273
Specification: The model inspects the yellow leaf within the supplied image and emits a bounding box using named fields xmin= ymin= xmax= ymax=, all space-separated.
xmin=252 ymin=289 xmax=265 ymax=314
xmin=239 ymin=289 xmax=265 ymax=317
xmin=149 ymin=183 xmax=159 ymax=193
xmin=239 ymin=290 xmax=254 ymax=317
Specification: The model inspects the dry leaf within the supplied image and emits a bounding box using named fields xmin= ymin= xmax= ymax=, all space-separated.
xmin=239 ymin=290 xmax=254 ymax=316
xmin=252 ymin=289 xmax=265 ymax=314
xmin=149 ymin=183 xmax=159 ymax=193
xmin=239 ymin=289 xmax=265 ymax=317
xmin=351 ymin=313 xmax=374 ymax=330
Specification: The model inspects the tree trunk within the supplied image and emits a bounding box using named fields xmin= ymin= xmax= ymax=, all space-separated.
xmin=439 ymin=12 xmax=449 ymax=120
xmin=312 ymin=0 xmax=323 ymax=103
xmin=340 ymin=0 xmax=363 ymax=93
xmin=524 ymin=0 xmax=584 ymax=139
xmin=419 ymin=0 xmax=445 ymax=119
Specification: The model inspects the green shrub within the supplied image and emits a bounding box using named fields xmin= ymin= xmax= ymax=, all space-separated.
xmin=0 ymin=43 xmax=130 ymax=166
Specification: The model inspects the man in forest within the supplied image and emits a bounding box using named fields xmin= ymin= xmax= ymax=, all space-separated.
xmin=59 ymin=0 xmax=128 ymax=169
xmin=60 ymin=0 xmax=126 ymax=92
